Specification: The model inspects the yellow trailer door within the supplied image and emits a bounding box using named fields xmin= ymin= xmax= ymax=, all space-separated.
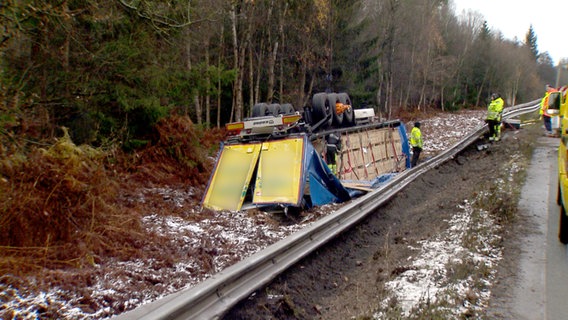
xmin=253 ymin=137 xmax=305 ymax=205
xmin=202 ymin=143 xmax=262 ymax=211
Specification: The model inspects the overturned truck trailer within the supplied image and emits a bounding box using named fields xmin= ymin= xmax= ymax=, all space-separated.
xmin=201 ymin=93 xmax=411 ymax=212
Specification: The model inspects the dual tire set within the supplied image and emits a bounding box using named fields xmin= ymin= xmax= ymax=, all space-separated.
xmin=311 ymin=92 xmax=355 ymax=128
xmin=250 ymin=92 xmax=355 ymax=129
xmin=251 ymin=103 xmax=296 ymax=118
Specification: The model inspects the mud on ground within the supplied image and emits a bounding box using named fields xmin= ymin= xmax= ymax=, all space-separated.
xmin=224 ymin=124 xmax=541 ymax=319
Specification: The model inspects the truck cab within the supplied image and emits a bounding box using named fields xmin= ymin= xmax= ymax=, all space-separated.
xmin=556 ymin=86 xmax=568 ymax=243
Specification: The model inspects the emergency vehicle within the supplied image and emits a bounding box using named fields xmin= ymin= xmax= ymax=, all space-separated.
xmin=556 ymin=86 xmax=568 ymax=243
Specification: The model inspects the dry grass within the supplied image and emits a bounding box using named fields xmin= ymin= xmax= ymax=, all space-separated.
xmin=0 ymin=115 xmax=225 ymax=277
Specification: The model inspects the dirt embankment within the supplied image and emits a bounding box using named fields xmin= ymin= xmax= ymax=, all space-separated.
xmin=224 ymin=124 xmax=540 ymax=319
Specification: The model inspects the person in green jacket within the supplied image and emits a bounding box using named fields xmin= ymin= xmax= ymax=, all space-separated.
xmin=410 ymin=121 xmax=423 ymax=167
xmin=486 ymin=93 xmax=504 ymax=141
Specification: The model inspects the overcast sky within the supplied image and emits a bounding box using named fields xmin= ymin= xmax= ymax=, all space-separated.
xmin=452 ymin=0 xmax=566 ymax=65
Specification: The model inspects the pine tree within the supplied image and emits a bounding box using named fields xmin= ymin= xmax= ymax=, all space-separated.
xmin=524 ymin=25 xmax=538 ymax=61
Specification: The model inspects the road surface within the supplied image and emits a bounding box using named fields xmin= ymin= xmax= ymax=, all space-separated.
xmin=512 ymin=136 xmax=568 ymax=319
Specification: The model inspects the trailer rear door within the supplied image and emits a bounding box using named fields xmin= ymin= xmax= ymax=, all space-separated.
xmin=202 ymin=143 xmax=262 ymax=211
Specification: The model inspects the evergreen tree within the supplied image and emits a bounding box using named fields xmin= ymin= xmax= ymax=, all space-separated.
xmin=524 ymin=25 xmax=538 ymax=61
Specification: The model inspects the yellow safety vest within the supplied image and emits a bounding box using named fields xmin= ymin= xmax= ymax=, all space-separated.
xmin=486 ymin=97 xmax=504 ymax=121
xmin=410 ymin=127 xmax=423 ymax=149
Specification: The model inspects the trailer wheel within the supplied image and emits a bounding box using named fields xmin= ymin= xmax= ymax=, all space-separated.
xmin=338 ymin=92 xmax=355 ymax=127
xmin=560 ymin=205 xmax=568 ymax=244
xmin=281 ymin=103 xmax=295 ymax=115
xmin=252 ymin=103 xmax=270 ymax=117
xmin=327 ymin=93 xmax=343 ymax=126
xmin=268 ymin=103 xmax=282 ymax=116
xmin=312 ymin=93 xmax=332 ymax=128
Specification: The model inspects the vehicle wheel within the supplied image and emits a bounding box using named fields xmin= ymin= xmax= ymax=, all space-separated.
xmin=251 ymin=103 xmax=269 ymax=117
xmin=327 ymin=93 xmax=343 ymax=126
xmin=560 ymin=205 xmax=568 ymax=244
xmin=267 ymin=103 xmax=282 ymax=116
xmin=312 ymin=93 xmax=332 ymax=128
xmin=281 ymin=103 xmax=295 ymax=115
xmin=338 ymin=92 xmax=355 ymax=127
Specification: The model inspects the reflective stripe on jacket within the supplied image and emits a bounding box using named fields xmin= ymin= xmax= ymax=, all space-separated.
xmin=486 ymin=97 xmax=504 ymax=121
xmin=540 ymin=92 xmax=549 ymax=115
xmin=410 ymin=127 xmax=423 ymax=149
xmin=540 ymin=88 xmax=559 ymax=115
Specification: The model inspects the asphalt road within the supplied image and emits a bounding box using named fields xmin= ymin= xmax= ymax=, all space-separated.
xmin=512 ymin=136 xmax=568 ymax=319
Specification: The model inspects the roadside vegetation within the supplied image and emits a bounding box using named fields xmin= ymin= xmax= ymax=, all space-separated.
xmin=0 ymin=116 xmax=224 ymax=277
xmin=374 ymin=124 xmax=539 ymax=319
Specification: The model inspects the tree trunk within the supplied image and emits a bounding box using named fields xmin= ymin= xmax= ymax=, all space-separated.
xmin=255 ymin=38 xmax=264 ymax=104
xmin=184 ymin=28 xmax=192 ymax=117
xmin=475 ymin=69 xmax=489 ymax=106
xmin=298 ymin=55 xmax=307 ymax=111
xmin=404 ymin=42 xmax=416 ymax=108
xmin=205 ymin=37 xmax=211 ymax=128
xmin=229 ymin=3 xmax=251 ymax=122
xmin=278 ymin=3 xmax=287 ymax=103
xmin=266 ymin=0 xmax=277 ymax=103
xmin=217 ymin=24 xmax=224 ymax=128
xmin=230 ymin=6 xmax=239 ymax=122
xmin=418 ymin=38 xmax=433 ymax=111
xmin=61 ymin=1 xmax=71 ymax=100
xmin=440 ymin=86 xmax=445 ymax=112
xmin=194 ymin=95 xmax=202 ymax=125
xmin=267 ymin=41 xmax=278 ymax=102
xmin=235 ymin=33 xmax=249 ymax=121
xmin=248 ymin=45 xmax=254 ymax=117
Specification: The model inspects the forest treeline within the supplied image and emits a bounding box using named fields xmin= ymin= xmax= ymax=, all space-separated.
xmin=0 ymin=0 xmax=564 ymax=147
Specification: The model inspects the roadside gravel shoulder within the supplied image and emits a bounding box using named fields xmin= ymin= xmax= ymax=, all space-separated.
xmin=485 ymin=134 xmax=559 ymax=319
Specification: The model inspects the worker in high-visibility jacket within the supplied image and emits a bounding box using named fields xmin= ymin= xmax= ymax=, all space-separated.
xmin=485 ymin=93 xmax=504 ymax=141
xmin=325 ymin=132 xmax=341 ymax=175
xmin=409 ymin=121 xmax=423 ymax=167
xmin=540 ymin=84 xmax=558 ymax=135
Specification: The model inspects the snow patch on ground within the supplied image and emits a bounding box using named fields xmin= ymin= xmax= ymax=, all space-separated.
xmin=1 ymin=204 xmax=312 ymax=319
xmin=418 ymin=110 xmax=485 ymax=154
xmin=375 ymin=146 xmax=523 ymax=318
xmin=376 ymin=199 xmax=502 ymax=318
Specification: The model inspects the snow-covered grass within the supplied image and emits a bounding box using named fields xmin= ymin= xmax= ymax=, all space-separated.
xmin=418 ymin=110 xmax=485 ymax=155
xmin=0 ymin=200 xmax=319 ymax=320
xmin=375 ymin=143 xmax=527 ymax=319
xmin=376 ymin=199 xmax=503 ymax=319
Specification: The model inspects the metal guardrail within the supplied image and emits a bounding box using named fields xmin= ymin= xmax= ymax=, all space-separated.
xmin=503 ymin=99 xmax=541 ymax=119
xmin=114 ymin=99 xmax=541 ymax=320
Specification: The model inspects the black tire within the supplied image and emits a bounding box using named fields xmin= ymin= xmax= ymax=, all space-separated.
xmin=281 ymin=103 xmax=295 ymax=115
xmin=267 ymin=103 xmax=282 ymax=116
xmin=311 ymin=93 xmax=332 ymax=128
xmin=560 ymin=205 xmax=568 ymax=244
xmin=326 ymin=93 xmax=343 ymax=126
xmin=252 ymin=103 xmax=269 ymax=117
xmin=338 ymin=92 xmax=355 ymax=127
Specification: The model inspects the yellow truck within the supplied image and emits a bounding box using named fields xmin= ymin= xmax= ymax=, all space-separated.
xmin=556 ymin=86 xmax=568 ymax=243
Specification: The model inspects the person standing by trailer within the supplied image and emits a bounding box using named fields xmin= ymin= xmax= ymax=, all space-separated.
xmin=486 ymin=93 xmax=504 ymax=141
xmin=540 ymin=84 xmax=559 ymax=135
xmin=326 ymin=132 xmax=341 ymax=175
xmin=409 ymin=122 xmax=423 ymax=167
